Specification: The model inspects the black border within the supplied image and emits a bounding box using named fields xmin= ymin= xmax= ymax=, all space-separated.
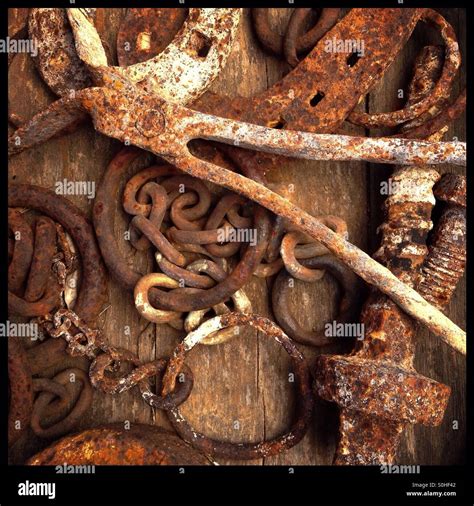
xmin=2 ymin=3 xmax=472 ymax=506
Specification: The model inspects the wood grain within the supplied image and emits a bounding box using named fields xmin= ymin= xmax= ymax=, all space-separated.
xmin=8 ymin=8 xmax=465 ymax=465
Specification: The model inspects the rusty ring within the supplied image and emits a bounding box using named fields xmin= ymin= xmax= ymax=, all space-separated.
xmin=284 ymin=8 xmax=341 ymax=67
xmin=252 ymin=8 xmax=340 ymax=63
xmin=347 ymin=9 xmax=460 ymax=128
xmin=9 ymin=184 xmax=108 ymax=325
xmin=272 ymin=255 xmax=360 ymax=347
xmin=134 ymin=273 xmax=183 ymax=324
xmin=160 ymin=313 xmax=313 ymax=460
xmin=31 ymin=368 xmax=93 ymax=439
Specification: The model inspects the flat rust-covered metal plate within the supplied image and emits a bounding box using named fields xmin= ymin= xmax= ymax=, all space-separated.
xmin=27 ymin=424 xmax=210 ymax=465
xmin=117 ymin=8 xmax=188 ymax=66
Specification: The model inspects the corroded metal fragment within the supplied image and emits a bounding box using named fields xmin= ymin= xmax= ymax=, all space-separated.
xmin=27 ymin=424 xmax=210 ymax=465
xmin=29 ymin=8 xmax=93 ymax=96
xmin=117 ymin=8 xmax=188 ymax=66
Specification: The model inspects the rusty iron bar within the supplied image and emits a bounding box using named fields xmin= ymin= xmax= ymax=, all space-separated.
xmin=28 ymin=424 xmax=210 ymax=465
xmin=160 ymin=313 xmax=314 ymax=460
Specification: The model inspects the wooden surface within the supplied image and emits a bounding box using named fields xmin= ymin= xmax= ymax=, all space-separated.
xmin=8 ymin=8 xmax=466 ymax=465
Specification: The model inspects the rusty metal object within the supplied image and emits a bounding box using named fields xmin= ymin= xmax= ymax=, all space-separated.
xmin=314 ymin=45 xmax=464 ymax=465
xmin=68 ymin=8 xmax=241 ymax=105
xmin=183 ymin=260 xmax=252 ymax=345
xmin=196 ymin=9 xmax=426 ymax=133
xmin=95 ymin=149 xmax=272 ymax=312
xmin=31 ymin=368 xmax=93 ymax=439
xmin=160 ymin=313 xmax=313 ymax=459
xmin=8 ymin=10 xmax=466 ymax=343
xmin=9 ymin=185 xmax=108 ymax=325
xmin=117 ymin=8 xmax=188 ymax=66
xmin=283 ymin=8 xmax=341 ymax=67
xmin=134 ymin=273 xmax=182 ymax=324
xmin=272 ymin=255 xmax=360 ymax=347
xmin=9 ymin=184 xmax=108 ymax=408
xmin=9 ymin=8 xmax=431 ymax=155
xmin=28 ymin=8 xmax=93 ymax=96
xmin=71 ymin=80 xmax=466 ymax=344
xmin=8 ymin=7 xmax=240 ymax=151
xmin=89 ymin=347 xmax=194 ymax=411
xmin=418 ymin=174 xmax=466 ymax=313
xmin=27 ymin=424 xmax=210 ymax=465
xmin=252 ymin=8 xmax=340 ymax=65
xmin=348 ymin=9 xmax=461 ymax=128
xmin=8 ymin=337 xmax=33 ymax=447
